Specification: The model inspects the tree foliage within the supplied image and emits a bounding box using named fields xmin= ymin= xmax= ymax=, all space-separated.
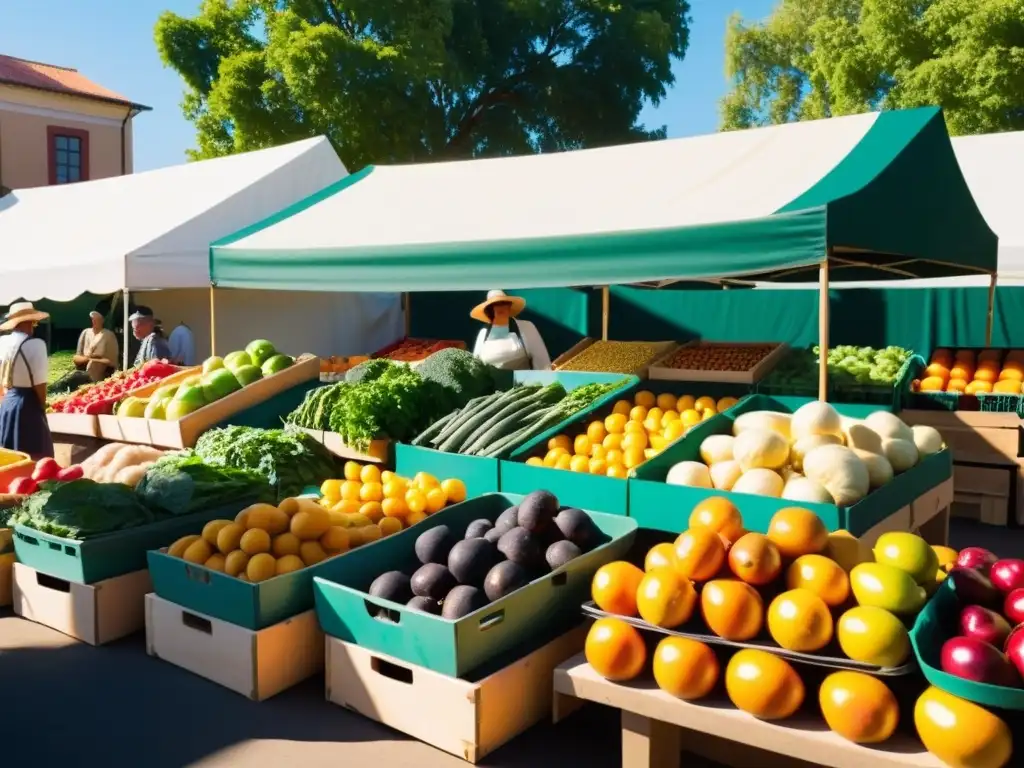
xmin=721 ymin=0 xmax=1024 ymax=135
xmin=155 ymin=0 xmax=690 ymax=167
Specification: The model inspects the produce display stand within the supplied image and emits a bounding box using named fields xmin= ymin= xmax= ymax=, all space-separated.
xmin=326 ymin=625 xmax=586 ymax=763
xmin=96 ymin=365 xmax=201 ymax=442
xmin=11 ymin=561 xmax=151 ymax=646
xmin=111 ymin=355 xmax=320 ymax=449
xmin=630 ymin=394 xmax=953 ymax=544
xmin=500 ymin=379 xmax=750 ymax=516
xmin=647 ymin=341 xmax=788 ymax=384
xmin=370 ymin=336 xmax=466 ymax=364
xmin=314 ymin=493 xmax=637 ymax=678
xmin=553 ymin=339 xmax=677 ymax=378
xmin=552 ymin=654 xmax=941 ymax=768
xmin=145 ymin=593 xmax=323 ymax=701
xmin=395 ymin=371 xmax=637 ymax=501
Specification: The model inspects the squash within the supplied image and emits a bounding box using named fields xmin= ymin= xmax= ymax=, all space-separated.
xmin=782 ymin=477 xmax=834 ymax=504
xmin=852 ymin=449 xmax=894 ymax=488
xmin=665 ymin=461 xmax=713 ymax=488
xmin=790 ymin=401 xmax=843 ymax=442
xmin=882 ymin=439 xmax=918 ymax=473
xmin=864 ymin=411 xmax=913 ymax=442
xmin=732 ymin=411 xmax=791 ymax=440
xmin=842 ymin=420 xmax=884 ymax=455
xmin=732 ymin=468 xmax=784 ymax=497
xmin=791 ymin=434 xmax=843 ymax=472
xmin=733 ymin=429 xmax=789 ymax=472
xmin=699 ymin=435 xmax=735 ymax=465
xmin=709 ymin=460 xmax=743 ymax=491
xmin=802 ymin=445 xmax=870 ymax=507
xmin=911 ymin=425 xmax=943 ymax=457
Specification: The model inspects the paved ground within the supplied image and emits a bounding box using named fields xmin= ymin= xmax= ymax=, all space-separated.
xmin=0 ymin=519 xmax=1019 ymax=768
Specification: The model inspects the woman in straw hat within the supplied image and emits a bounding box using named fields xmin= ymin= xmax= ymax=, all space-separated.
xmin=0 ymin=302 xmax=54 ymax=458
xmin=470 ymin=290 xmax=551 ymax=371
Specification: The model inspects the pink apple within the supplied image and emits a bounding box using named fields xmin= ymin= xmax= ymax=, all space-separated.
xmin=957 ymin=547 xmax=999 ymax=574
xmin=1004 ymin=625 xmax=1024 ymax=679
xmin=947 ymin=567 xmax=1001 ymax=608
xmin=960 ymin=605 xmax=1013 ymax=649
xmin=990 ymin=559 xmax=1024 ymax=594
xmin=1004 ymin=588 xmax=1024 ymax=626
xmin=940 ymin=636 xmax=1021 ymax=687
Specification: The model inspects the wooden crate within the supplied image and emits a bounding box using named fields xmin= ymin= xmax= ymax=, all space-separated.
xmin=853 ymin=478 xmax=953 ymax=549
xmin=952 ymin=464 xmax=1014 ymax=526
xmin=553 ymin=339 xmax=676 ymax=378
xmin=45 ymin=412 xmax=99 ymax=438
xmin=647 ymin=341 xmax=788 ymax=384
xmin=11 ymin=562 xmax=150 ymax=645
xmin=97 ymin=366 xmax=201 ymax=441
xmin=321 ymin=431 xmax=391 ymax=464
xmin=145 ymin=594 xmax=323 ymax=700
xmin=326 ymin=626 xmax=586 ymax=764
xmin=553 ymin=654 xmax=942 ymax=768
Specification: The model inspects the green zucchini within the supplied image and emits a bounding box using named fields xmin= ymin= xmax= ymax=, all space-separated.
xmin=437 ymin=387 xmax=537 ymax=453
xmin=412 ymin=410 xmax=458 ymax=446
xmin=433 ymin=395 xmax=493 ymax=443
xmin=462 ymin=405 xmax=547 ymax=455
xmin=482 ymin=409 xmax=567 ymax=458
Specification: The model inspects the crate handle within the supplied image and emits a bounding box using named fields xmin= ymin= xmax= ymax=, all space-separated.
xmin=181 ymin=611 xmax=213 ymax=634
xmin=365 ymin=599 xmax=401 ymax=624
xmin=478 ymin=609 xmax=504 ymax=631
xmin=184 ymin=565 xmax=211 ymax=585
xmin=35 ymin=572 xmax=71 ymax=593
xmin=47 ymin=541 xmax=62 ymax=553
xmin=16 ymin=531 xmax=39 ymax=547
xmin=370 ymin=655 xmax=414 ymax=685
xmin=551 ymin=571 xmax=568 ymax=587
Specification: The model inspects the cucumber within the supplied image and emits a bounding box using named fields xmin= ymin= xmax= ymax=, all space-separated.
xmin=461 ymin=404 xmax=548 ymax=455
xmin=433 ymin=395 xmax=492 ymax=443
xmin=412 ymin=410 xmax=458 ymax=446
xmin=481 ymin=409 xmax=567 ymax=458
xmin=437 ymin=387 xmax=536 ymax=453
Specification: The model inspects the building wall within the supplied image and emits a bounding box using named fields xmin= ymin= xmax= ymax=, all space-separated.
xmin=0 ymin=83 xmax=135 ymax=190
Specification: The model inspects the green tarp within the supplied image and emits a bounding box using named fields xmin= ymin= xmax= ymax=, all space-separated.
xmin=211 ymin=108 xmax=996 ymax=291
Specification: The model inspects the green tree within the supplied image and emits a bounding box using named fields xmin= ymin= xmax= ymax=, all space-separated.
xmin=721 ymin=0 xmax=1024 ymax=135
xmin=156 ymin=0 xmax=690 ymax=167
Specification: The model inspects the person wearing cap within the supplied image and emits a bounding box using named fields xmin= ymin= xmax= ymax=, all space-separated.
xmin=470 ymin=290 xmax=551 ymax=370
xmin=130 ymin=306 xmax=172 ymax=367
xmin=0 ymin=302 xmax=54 ymax=458
xmin=168 ymin=321 xmax=196 ymax=366
xmin=74 ymin=310 xmax=120 ymax=382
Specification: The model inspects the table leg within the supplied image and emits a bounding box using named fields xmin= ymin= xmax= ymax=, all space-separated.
xmin=553 ymin=690 xmax=584 ymax=724
xmin=621 ymin=709 xmax=681 ymax=768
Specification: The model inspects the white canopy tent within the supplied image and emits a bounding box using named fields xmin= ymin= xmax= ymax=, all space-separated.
xmin=762 ymin=130 xmax=1024 ymax=290
xmin=0 ymin=137 xmax=404 ymax=364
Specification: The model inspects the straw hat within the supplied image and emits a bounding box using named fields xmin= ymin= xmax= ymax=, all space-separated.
xmin=1 ymin=301 xmax=49 ymax=332
xmin=470 ymin=290 xmax=526 ymax=324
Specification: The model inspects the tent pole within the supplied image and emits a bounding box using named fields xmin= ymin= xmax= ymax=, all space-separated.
xmin=601 ymin=286 xmax=610 ymax=341
xmin=122 ymin=288 xmax=130 ymax=370
xmin=985 ymin=273 xmax=997 ymax=347
xmin=210 ymin=285 xmax=217 ymax=357
xmin=403 ymin=292 xmax=411 ymax=338
xmin=818 ymin=255 xmax=830 ymax=402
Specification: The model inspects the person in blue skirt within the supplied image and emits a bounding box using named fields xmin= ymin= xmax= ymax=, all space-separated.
xmin=0 ymin=302 xmax=54 ymax=459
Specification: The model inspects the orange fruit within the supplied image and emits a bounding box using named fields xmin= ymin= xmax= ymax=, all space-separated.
xmin=766 ymin=507 xmax=828 ymax=558
xmin=644 ymin=542 xmax=676 ymax=572
xmin=652 ymin=637 xmax=719 ymax=700
xmin=974 ymin=366 xmax=998 ymax=383
xmin=549 ymin=434 xmax=572 ymax=452
xmin=634 ymin=390 xmax=656 ymax=408
xmin=919 ymin=376 xmax=946 ymax=392
xmin=946 ymin=378 xmax=968 ymax=392
xmin=786 ymin=554 xmax=850 ymax=607
xmin=584 ymin=618 xmax=647 ymax=681
xmin=636 ymin=568 xmax=697 ymax=628
xmin=767 ymin=588 xmax=834 ymax=652
xmin=629 ymin=405 xmax=649 ymax=422
xmin=592 ymin=561 xmax=645 ymax=617
xmin=359 ymin=482 xmax=384 ymax=503
xmin=340 ymin=480 xmax=362 ymax=501
xmin=700 ymin=579 xmax=763 ymax=641
xmin=914 ymin=686 xmax=1012 ymax=768
xmin=965 ymin=380 xmax=993 ymax=395
xmin=604 ymin=413 xmax=628 ymax=434
xmin=673 ymin=528 xmax=727 ymax=582
xmin=573 ymin=434 xmax=592 ymax=456
xmin=569 ymin=455 xmax=591 ymax=473
xmin=586 ymin=421 xmax=607 ymax=443
xmin=555 ymin=454 xmax=573 ymax=470
xmin=924 ymin=362 xmax=950 ymax=380
xmin=405 ymin=489 xmax=427 ymax=515
xmin=622 ymin=446 xmax=646 ymax=469
xmin=820 ymin=671 xmax=899 ymax=744
xmin=993 ymin=379 xmax=1022 ymax=394
xmin=440 ymin=478 xmax=466 ymax=504
xmin=381 ymin=497 xmax=408 ymax=519
xmin=688 ymin=496 xmax=744 ymax=542
xmin=725 ymin=649 xmax=805 ymax=720
xmin=728 ymin=532 xmax=782 ymax=586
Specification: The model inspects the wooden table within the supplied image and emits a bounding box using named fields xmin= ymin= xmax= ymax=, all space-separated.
xmin=857 ymin=478 xmax=953 ymax=549
xmin=552 ymin=654 xmax=942 ymax=768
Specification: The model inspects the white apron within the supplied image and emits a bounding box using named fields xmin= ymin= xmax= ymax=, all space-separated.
xmin=474 ymin=323 xmax=531 ymax=370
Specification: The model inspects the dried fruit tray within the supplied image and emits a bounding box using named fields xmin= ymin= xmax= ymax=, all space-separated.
xmin=648 ymin=341 xmax=788 ymax=384
xmin=581 ymin=601 xmax=916 ymax=677
xmin=553 ymin=338 xmax=676 ymax=377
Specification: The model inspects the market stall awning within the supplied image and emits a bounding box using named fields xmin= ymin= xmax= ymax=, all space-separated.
xmin=761 ymin=130 xmax=1024 ymax=290
xmin=0 ymin=137 xmax=346 ymax=304
xmin=211 ymin=107 xmax=995 ymax=293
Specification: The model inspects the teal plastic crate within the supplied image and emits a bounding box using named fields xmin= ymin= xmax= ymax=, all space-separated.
xmin=313 ymin=492 xmax=637 ymax=678
xmin=13 ymin=501 xmax=250 ymax=585
xmin=500 ymin=381 xmax=751 ymax=516
xmin=628 ymin=394 xmax=952 ymax=536
xmin=396 ymin=371 xmax=637 ymax=504
xmin=148 ymin=535 xmax=339 ymax=631
xmin=911 ymin=578 xmax=1024 ymax=710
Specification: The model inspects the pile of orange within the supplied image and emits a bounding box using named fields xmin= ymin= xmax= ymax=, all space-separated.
xmin=524 ymin=390 xmax=739 ymax=478
xmin=319 ymin=462 xmax=467 ymax=531
xmin=915 ymin=348 xmax=1024 ymax=395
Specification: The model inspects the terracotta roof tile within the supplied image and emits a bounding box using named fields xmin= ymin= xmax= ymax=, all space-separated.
xmin=0 ymin=54 xmax=145 ymax=107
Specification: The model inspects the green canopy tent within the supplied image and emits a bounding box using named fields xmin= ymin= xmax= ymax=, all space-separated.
xmin=210 ymin=107 xmax=996 ymax=398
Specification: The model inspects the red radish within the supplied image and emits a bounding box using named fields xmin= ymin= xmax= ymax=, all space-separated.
xmin=56 ymin=465 xmax=83 ymax=482
xmin=9 ymin=477 xmax=38 ymax=495
xmin=31 ymin=458 xmax=60 ymax=482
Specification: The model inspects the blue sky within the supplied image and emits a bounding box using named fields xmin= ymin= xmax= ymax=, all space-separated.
xmin=1 ymin=0 xmax=777 ymax=172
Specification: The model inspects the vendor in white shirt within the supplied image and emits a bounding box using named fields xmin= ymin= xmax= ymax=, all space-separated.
xmin=471 ymin=290 xmax=551 ymax=371
xmin=0 ymin=302 xmax=54 ymax=458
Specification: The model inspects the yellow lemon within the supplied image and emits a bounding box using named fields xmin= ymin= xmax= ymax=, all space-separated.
xmin=586 ymin=421 xmax=607 ymax=443
xmin=570 ymin=455 xmax=591 ymax=473
xmin=590 ymin=443 xmax=608 ymax=460
xmin=548 ymin=434 xmax=571 ymax=451
xmin=695 ymin=396 xmax=717 ymax=413
xmin=612 ymin=399 xmax=633 ymax=416
xmin=607 ymin=464 xmax=628 ymax=479
xmin=440 ymin=478 xmax=467 ymax=504
xmin=574 ymin=434 xmax=592 ymax=456
xmin=556 ymin=454 xmax=573 ymax=470
xmin=605 ymin=448 xmax=624 ymax=467
xmin=425 ymin=487 xmax=448 ymax=513
xmin=359 ymin=464 xmax=381 ymax=484
xmin=320 ymin=479 xmax=343 ymax=503
xmin=343 ymin=461 xmax=362 ymax=481
xmin=590 ymin=458 xmax=608 ymax=475
xmin=717 ymin=396 xmax=739 ymax=412
xmin=634 ymin=390 xmax=656 ymax=408
xmin=629 ymin=405 xmax=649 ymax=422
xmin=526 ymin=456 xmax=544 ymax=467
xmin=681 ymin=409 xmax=702 ymax=427
xmin=605 ymin=413 xmax=628 ymax=434
xmin=656 ymin=393 xmax=677 ymax=411
xmin=676 ymin=395 xmax=695 ymax=412
xmin=622 ymin=432 xmax=649 ymax=451
xmin=603 ymin=433 xmax=624 ymax=450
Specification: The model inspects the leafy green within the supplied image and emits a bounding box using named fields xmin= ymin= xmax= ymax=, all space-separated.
xmin=416 ymin=348 xmax=504 ymax=412
xmin=135 ymin=453 xmax=276 ymax=516
xmin=345 ymin=358 xmax=393 ymax=384
xmin=194 ymin=426 xmax=337 ymax=500
xmin=6 ymin=479 xmax=156 ymax=540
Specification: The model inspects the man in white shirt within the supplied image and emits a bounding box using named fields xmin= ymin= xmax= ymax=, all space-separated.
xmin=168 ymin=322 xmax=196 ymax=366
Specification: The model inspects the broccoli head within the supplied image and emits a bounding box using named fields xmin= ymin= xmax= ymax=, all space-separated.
xmin=416 ymin=348 xmax=500 ymax=406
